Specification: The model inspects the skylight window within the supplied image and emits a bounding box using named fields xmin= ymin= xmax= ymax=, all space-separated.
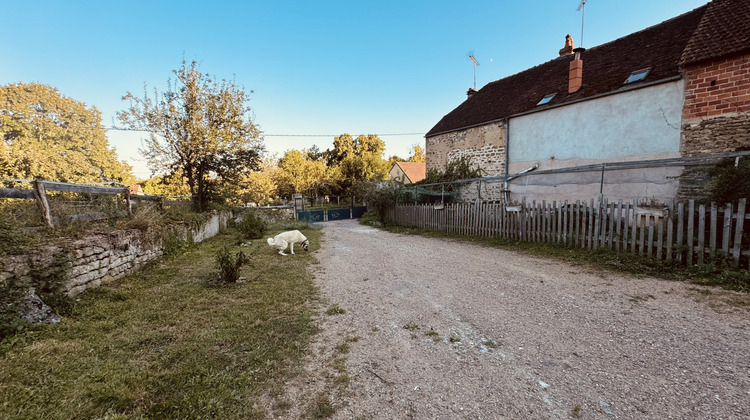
xmin=537 ymin=93 xmax=556 ymax=106
xmin=625 ymin=68 xmax=651 ymax=84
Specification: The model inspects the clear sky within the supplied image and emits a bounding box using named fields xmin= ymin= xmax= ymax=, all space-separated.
xmin=1 ymin=0 xmax=709 ymax=179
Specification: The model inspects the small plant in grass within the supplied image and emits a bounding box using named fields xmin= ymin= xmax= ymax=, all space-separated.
xmin=326 ymin=304 xmax=346 ymax=315
xmin=214 ymin=246 xmax=249 ymax=283
xmin=449 ymin=336 xmax=461 ymax=343
xmin=237 ymin=211 xmax=267 ymax=239
xmin=345 ymin=336 xmax=361 ymax=343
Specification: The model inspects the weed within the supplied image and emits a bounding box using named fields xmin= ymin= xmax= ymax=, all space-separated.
xmin=482 ymin=340 xmax=498 ymax=349
xmin=403 ymin=322 xmax=419 ymax=331
xmin=628 ymin=294 xmax=656 ymax=303
xmin=326 ymin=304 xmax=346 ymax=315
xmin=372 ymin=326 xmax=379 ymax=332
xmin=237 ymin=211 xmax=267 ymax=239
xmin=335 ymin=343 xmax=350 ymax=354
xmin=425 ymin=329 xmax=440 ymax=342
xmin=449 ymin=336 xmax=461 ymax=343
xmin=309 ymin=392 xmax=336 ymax=419
xmin=345 ymin=336 xmax=361 ymax=343
xmin=571 ymin=403 xmax=582 ymax=418
xmin=214 ymin=246 xmax=250 ymax=284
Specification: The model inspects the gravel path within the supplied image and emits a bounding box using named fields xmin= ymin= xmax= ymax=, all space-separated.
xmin=278 ymin=219 xmax=750 ymax=419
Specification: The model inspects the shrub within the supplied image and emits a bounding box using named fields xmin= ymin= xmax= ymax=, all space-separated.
xmin=237 ymin=211 xmax=267 ymax=239
xmin=215 ymin=247 xmax=249 ymax=283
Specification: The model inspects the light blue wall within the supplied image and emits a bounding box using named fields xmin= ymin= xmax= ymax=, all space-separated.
xmin=509 ymin=80 xmax=685 ymax=165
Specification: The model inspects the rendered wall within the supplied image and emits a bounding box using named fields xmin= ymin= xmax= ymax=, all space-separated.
xmin=506 ymin=80 xmax=685 ymax=203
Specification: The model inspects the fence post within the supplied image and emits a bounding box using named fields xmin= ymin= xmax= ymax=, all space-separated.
xmin=732 ymin=198 xmax=747 ymax=268
xmin=32 ymin=180 xmax=54 ymax=228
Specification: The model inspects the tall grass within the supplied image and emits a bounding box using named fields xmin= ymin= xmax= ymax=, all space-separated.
xmin=0 ymin=225 xmax=322 ymax=419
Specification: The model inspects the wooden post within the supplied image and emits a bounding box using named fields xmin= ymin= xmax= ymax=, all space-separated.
xmin=687 ymin=200 xmax=695 ymax=266
xmin=722 ymin=203 xmax=732 ymax=258
xmin=732 ymin=198 xmax=746 ymax=268
xmin=697 ymin=204 xmax=706 ymax=265
xmin=32 ymin=180 xmax=54 ymax=228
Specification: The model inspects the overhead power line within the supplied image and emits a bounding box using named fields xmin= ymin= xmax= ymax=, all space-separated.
xmin=105 ymin=127 xmax=424 ymax=137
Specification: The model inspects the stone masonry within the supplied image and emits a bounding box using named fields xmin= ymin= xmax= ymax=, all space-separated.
xmin=426 ymin=122 xmax=506 ymax=176
xmin=0 ymin=213 xmax=229 ymax=297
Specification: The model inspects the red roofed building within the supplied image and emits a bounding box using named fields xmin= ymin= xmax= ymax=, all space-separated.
xmin=390 ymin=162 xmax=426 ymax=184
xmin=425 ymin=0 xmax=750 ymax=203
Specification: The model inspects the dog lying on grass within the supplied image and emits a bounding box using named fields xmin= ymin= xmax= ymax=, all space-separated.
xmin=267 ymin=230 xmax=309 ymax=255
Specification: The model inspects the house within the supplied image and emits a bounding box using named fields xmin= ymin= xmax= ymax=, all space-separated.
xmin=390 ymin=162 xmax=426 ymax=184
xmin=128 ymin=184 xmax=144 ymax=196
xmin=425 ymin=0 xmax=750 ymax=204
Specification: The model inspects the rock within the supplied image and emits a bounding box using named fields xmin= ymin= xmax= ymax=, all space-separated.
xmin=17 ymin=288 xmax=61 ymax=325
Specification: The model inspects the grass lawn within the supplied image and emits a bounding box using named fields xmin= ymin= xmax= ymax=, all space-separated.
xmin=0 ymin=225 xmax=322 ymax=419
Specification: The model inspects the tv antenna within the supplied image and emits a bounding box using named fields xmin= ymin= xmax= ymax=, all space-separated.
xmin=577 ymin=0 xmax=590 ymax=48
xmin=469 ymin=54 xmax=480 ymax=89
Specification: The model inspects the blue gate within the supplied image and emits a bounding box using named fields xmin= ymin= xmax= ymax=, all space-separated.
xmin=294 ymin=195 xmax=367 ymax=222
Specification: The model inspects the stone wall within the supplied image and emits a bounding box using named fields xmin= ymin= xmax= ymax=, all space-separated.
xmin=426 ymin=122 xmax=506 ymax=176
xmin=0 ymin=213 xmax=229 ymax=297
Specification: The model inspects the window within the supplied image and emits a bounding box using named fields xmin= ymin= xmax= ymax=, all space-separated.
xmin=537 ymin=93 xmax=556 ymax=106
xmin=624 ymin=68 xmax=651 ymax=84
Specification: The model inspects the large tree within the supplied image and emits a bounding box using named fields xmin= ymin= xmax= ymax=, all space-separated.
xmin=118 ymin=59 xmax=262 ymax=211
xmin=0 ymin=82 xmax=134 ymax=184
xmin=326 ymin=134 xmax=390 ymax=191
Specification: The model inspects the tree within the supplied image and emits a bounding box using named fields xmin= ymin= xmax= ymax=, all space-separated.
xmin=275 ymin=150 xmax=337 ymax=197
xmin=118 ymin=59 xmax=262 ymax=211
xmin=409 ymin=144 xmax=426 ymax=163
xmin=237 ymin=157 xmax=278 ymax=205
xmin=0 ymin=82 xmax=134 ymax=184
xmin=326 ymin=134 xmax=390 ymax=192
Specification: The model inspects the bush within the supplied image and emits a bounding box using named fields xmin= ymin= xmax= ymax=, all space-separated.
xmin=214 ymin=246 xmax=249 ymax=284
xmin=237 ymin=211 xmax=267 ymax=239
xmin=707 ymin=156 xmax=750 ymax=206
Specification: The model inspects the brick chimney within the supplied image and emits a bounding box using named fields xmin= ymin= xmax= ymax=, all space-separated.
xmin=568 ymin=48 xmax=585 ymax=93
xmin=467 ymin=87 xmax=478 ymax=98
xmin=559 ymin=34 xmax=575 ymax=56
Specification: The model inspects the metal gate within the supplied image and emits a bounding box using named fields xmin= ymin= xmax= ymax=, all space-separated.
xmin=294 ymin=194 xmax=367 ymax=222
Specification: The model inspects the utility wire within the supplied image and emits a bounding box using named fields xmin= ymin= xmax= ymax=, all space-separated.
xmin=105 ymin=126 xmax=424 ymax=137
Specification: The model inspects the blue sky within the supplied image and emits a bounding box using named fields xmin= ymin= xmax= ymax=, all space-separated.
xmin=1 ymin=0 xmax=708 ymax=179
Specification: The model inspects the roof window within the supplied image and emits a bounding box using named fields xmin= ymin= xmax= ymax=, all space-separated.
xmin=624 ymin=68 xmax=651 ymax=84
xmin=537 ymin=93 xmax=556 ymax=106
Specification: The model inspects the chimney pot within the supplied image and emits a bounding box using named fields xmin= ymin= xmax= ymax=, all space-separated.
xmin=559 ymin=34 xmax=575 ymax=56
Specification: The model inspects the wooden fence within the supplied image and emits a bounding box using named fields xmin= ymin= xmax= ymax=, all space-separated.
xmin=386 ymin=197 xmax=749 ymax=269
xmin=0 ymin=180 xmax=189 ymax=228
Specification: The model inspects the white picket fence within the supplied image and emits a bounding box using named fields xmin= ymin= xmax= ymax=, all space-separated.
xmin=387 ymin=197 xmax=749 ymax=268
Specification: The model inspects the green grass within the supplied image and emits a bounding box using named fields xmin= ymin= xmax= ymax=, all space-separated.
xmin=0 ymin=225 xmax=322 ymax=419
xmin=381 ymin=225 xmax=750 ymax=292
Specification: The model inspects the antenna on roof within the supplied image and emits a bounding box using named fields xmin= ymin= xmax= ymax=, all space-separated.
xmin=469 ymin=54 xmax=480 ymax=89
xmin=577 ymin=0 xmax=588 ymax=47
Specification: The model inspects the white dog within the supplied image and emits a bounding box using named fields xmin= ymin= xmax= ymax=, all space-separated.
xmin=267 ymin=230 xmax=309 ymax=255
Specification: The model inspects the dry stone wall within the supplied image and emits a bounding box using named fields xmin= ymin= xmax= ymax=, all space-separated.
xmin=0 ymin=213 xmax=229 ymax=297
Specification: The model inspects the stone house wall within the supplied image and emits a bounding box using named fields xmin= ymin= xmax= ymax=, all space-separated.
xmin=425 ymin=122 xmax=506 ymax=176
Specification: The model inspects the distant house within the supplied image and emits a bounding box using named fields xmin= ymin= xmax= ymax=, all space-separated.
xmin=425 ymin=0 xmax=750 ymax=203
xmin=128 ymin=184 xmax=144 ymax=196
xmin=389 ymin=162 xmax=426 ymax=184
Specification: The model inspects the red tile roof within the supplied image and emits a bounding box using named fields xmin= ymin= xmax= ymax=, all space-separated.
xmin=680 ymin=0 xmax=750 ymax=65
xmin=394 ymin=162 xmax=426 ymax=183
xmin=426 ymin=4 xmax=709 ymax=138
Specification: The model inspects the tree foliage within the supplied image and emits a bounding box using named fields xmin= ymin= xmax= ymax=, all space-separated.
xmin=0 ymin=82 xmax=134 ymax=184
xmin=325 ymin=134 xmax=390 ymax=191
xmin=118 ymin=59 xmax=262 ymax=211
xmin=276 ymin=149 xmax=337 ymax=197
xmin=409 ymin=144 xmax=426 ymax=163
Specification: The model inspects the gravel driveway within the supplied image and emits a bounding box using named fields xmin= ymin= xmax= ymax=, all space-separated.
xmin=277 ymin=219 xmax=750 ymax=419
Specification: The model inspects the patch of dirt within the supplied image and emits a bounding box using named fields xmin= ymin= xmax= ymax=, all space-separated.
xmin=270 ymin=220 xmax=750 ymax=419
